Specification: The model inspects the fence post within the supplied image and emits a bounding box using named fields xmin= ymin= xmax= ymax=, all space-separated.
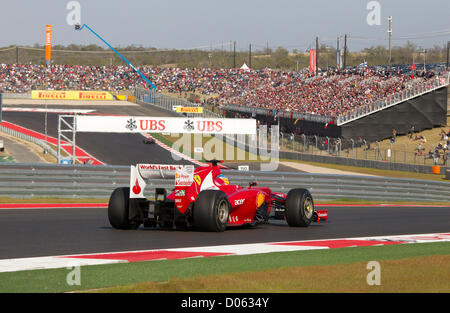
xmin=376 ymin=141 xmax=382 ymax=160
xmin=389 ymin=142 xmax=393 ymax=162
xmin=351 ymin=139 xmax=354 ymax=159
xmin=291 ymin=133 xmax=295 ymax=151
xmin=404 ymin=143 xmax=407 ymax=164
xmin=326 ymin=137 xmax=330 ymax=154
xmin=363 ymin=139 xmax=368 ymax=160
xmin=315 ymin=135 xmax=318 ymax=153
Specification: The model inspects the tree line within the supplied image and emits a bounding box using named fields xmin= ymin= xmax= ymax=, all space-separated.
xmin=0 ymin=41 xmax=447 ymax=70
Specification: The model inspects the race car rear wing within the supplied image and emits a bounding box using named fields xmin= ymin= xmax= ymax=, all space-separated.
xmin=129 ymin=164 xmax=194 ymax=199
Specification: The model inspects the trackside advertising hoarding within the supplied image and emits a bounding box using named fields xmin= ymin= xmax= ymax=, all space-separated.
xmin=75 ymin=116 xmax=257 ymax=134
xmin=31 ymin=90 xmax=114 ymax=100
xmin=175 ymin=106 xmax=204 ymax=114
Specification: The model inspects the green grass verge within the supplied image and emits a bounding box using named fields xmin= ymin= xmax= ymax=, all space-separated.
xmin=0 ymin=156 xmax=15 ymax=163
xmin=0 ymin=242 xmax=448 ymax=293
xmin=98 ymin=254 xmax=450 ymax=293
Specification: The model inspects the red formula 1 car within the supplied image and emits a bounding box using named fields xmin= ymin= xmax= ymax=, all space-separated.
xmin=108 ymin=160 xmax=327 ymax=232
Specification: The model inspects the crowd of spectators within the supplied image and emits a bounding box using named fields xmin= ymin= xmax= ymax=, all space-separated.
xmin=0 ymin=64 xmax=141 ymax=93
xmin=0 ymin=63 xmax=446 ymax=119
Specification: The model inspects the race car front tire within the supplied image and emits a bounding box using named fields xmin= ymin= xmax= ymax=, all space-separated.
xmin=108 ymin=187 xmax=140 ymax=230
xmin=285 ymin=188 xmax=314 ymax=227
xmin=193 ymin=190 xmax=230 ymax=232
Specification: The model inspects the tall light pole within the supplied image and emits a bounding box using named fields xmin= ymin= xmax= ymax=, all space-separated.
xmin=315 ymin=37 xmax=319 ymax=75
xmin=423 ymin=49 xmax=427 ymax=72
xmin=249 ymin=43 xmax=252 ymax=68
xmin=336 ymin=37 xmax=340 ymax=69
xmin=388 ymin=16 xmax=392 ymax=69
xmin=446 ymin=41 xmax=449 ymax=70
xmin=343 ymin=34 xmax=347 ymax=69
xmin=233 ymin=41 xmax=236 ymax=68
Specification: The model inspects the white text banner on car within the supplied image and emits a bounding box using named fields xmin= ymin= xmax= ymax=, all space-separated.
xmin=75 ymin=116 xmax=256 ymax=135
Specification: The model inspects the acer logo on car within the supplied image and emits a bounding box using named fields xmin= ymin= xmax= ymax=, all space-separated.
xmin=139 ymin=119 xmax=166 ymax=131
xmin=234 ymin=199 xmax=245 ymax=206
xmin=197 ymin=121 xmax=223 ymax=132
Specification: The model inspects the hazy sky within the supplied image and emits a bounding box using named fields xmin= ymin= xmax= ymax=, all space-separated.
xmin=0 ymin=0 xmax=449 ymax=51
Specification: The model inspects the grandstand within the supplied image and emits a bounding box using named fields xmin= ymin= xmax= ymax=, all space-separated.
xmin=1 ymin=63 xmax=447 ymax=114
xmin=0 ymin=52 xmax=448 ymax=171
xmin=1 ymin=63 xmax=448 ymax=136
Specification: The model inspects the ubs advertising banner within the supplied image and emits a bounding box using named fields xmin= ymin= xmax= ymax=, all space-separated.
xmin=75 ymin=116 xmax=257 ymax=135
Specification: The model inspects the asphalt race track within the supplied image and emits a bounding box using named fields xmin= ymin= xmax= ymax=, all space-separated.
xmin=0 ymin=205 xmax=449 ymax=259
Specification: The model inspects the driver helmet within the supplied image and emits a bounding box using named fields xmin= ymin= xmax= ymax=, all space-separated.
xmin=215 ymin=174 xmax=230 ymax=186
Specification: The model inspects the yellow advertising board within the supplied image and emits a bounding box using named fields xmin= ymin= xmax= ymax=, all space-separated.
xmin=175 ymin=106 xmax=204 ymax=114
xmin=31 ymin=90 xmax=114 ymax=101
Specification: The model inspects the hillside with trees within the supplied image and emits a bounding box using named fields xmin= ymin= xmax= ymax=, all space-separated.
xmin=0 ymin=41 xmax=447 ymax=70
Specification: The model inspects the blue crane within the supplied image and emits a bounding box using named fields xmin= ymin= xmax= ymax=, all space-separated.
xmin=75 ymin=24 xmax=156 ymax=91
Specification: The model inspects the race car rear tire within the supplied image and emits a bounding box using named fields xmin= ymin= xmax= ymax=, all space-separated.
xmin=285 ymin=188 xmax=314 ymax=227
xmin=108 ymin=187 xmax=140 ymax=230
xmin=193 ymin=190 xmax=230 ymax=232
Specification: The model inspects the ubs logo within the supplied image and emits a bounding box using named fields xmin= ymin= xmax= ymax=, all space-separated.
xmin=184 ymin=119 xmax=194 ymax=131
xmin=126 ymin=118 xmax=137 ymax=131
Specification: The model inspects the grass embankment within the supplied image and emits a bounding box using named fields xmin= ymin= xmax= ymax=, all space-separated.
xmin=100 ymin=255 xmax=450 ymax=293
xmin=152 ymin=133 xmax=449 ymax=182
xmin=280 ymin=115 xmax=450 ymax=168
xmin=338 ymin=125 xmax=450 ymax=166
xmin=279 ymin=159 xmax=448 ymax=181
xmin=0 ymin=242 xmax=448 ymax=293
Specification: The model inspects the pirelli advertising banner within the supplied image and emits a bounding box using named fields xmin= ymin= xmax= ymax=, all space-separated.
xmin=175 ymin=106 xmax=204 ymax=114
xmin=31 ymin=90 xmax=114 ymax=101
xmin=75 ymin=116 xmax=256 ymax=135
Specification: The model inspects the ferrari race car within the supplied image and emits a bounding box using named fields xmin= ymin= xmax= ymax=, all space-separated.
xmin=108 ymin=160 xmax=328 ymax=232
xmin=142 ymin=137 xmax=155 ymax=144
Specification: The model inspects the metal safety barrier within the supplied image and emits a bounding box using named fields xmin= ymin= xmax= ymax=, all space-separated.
xmin=0 ymin=163 xmax=449 ymax=202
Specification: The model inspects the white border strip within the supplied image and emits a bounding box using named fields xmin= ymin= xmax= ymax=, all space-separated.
xmin=0 ymin=232 xmax=448 ymax=273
